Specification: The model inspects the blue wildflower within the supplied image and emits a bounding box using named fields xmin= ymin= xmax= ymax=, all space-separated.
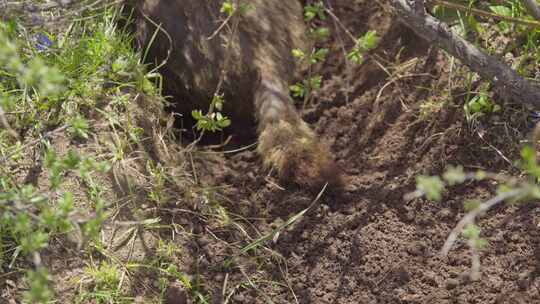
xmin=35 ymin=33 xmax=53 ymax=52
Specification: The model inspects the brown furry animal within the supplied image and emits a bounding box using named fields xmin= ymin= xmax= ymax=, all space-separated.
xmin=127 ymin=0 xmax=341 ymax=188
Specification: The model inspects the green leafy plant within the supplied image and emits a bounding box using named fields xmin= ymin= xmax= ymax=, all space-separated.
xmin=78 ymin=261 xmax=133 ymax=304
xmin=408 ymin=143 xmax=540 ymax=280
xmin=347 ymin=30 xmax=380 ymax=64
xmin=290 ymin=75 xmax=322 ymax=99
xmin=304 ymin=1 xmax=326 ymax=22
xmin=464 ymin=89 xmax=501 ymax=121
xmin=289 ymin=4 xmax=331 ymax=105
xmin=220 ymin=0 xmax=253 ymax=16
xmin=191 ymin=94 xmax=231 ymax=132
xmin=0 ymin=5 xmax=154 ymax=302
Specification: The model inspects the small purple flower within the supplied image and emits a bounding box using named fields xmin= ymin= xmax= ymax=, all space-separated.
xmin=35 ymin=33 xmax=53 ymax=51
xmin=530 ymin=111 xmax=540 ymax=122
xmin=528 ymin=111 xmax=540 ymax=129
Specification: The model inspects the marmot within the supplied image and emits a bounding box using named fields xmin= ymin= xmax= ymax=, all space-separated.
xmin=128 ymin=0 xmax=341 ymax=188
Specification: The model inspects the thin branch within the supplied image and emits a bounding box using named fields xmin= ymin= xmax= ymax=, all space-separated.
xmin=432 ymin=0 xmax=540 ymax=28
xmin=389 ymin=0 xmax=540 ymax=109
xmin=440 ymin=188 xmax=521 ymax=256
xmin=0 ymin=104 xmax=19 ymax=140
xmin=522 ymin=0 xmax=540 ymax=21
xmin=188 ymin=2 xmax=242 ymax=148
xmin=467 ymin=237 xmax=481 ymax=281
xmin=0 ymin=125 xmax=69 ymax=165
xmin=207 ymin=12 xmax=234 ymax=41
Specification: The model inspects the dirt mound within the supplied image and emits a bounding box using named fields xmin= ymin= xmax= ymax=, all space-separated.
xmin=171 ymin=0 xmax=540 ymax=303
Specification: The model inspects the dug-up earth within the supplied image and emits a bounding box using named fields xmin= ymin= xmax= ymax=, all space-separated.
xmin=5 ymin=0 xmax=540 ymax=303
xmin=190 ymin=1 xmax=540 ymax=302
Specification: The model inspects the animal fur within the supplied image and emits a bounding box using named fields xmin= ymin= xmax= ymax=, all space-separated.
xmin=127 ymin=0 xmax=341 ymax=188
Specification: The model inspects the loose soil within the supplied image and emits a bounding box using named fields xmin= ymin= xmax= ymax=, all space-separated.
xmin=3 ymin=1 xmax=539 ymax=303
xmin=169 ymin=1 xmax=540 ymax=303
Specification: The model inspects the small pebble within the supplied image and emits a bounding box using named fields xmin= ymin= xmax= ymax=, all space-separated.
xmin=164 ymin=282 xmax=188 ymax=304
xmin=445 ymin=278 xmax=459 ymax=290
xmin=233 ymin=294 xmax=245 ymax=302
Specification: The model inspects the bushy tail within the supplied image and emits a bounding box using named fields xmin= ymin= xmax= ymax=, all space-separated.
xmin=255 ymin=79 xmax=341 ymax=189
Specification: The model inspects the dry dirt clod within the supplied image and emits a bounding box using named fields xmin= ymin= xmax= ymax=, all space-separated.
xmin=437 ymin=208 xmax=453 ymax=221
xmin=445 ymin=278 xmax=459 ymax=290
xmin=164 ymin=281 xmax=190 ymax=304
xmin=232 ymin=293 xmax=246 ymax=302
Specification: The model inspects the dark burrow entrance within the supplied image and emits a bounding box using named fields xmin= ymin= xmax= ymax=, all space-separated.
xmin=160 ymin=73 xmax=260 ymax=149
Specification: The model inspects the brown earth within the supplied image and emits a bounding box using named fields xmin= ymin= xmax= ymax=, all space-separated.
xmin=156 ymin=1 xmax=540 ymax=303
xmin=3 ymin=0 xmax=539 ymax=303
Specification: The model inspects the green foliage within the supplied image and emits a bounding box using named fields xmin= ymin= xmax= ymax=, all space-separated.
xmin=0 ymin=24 xmax=65 ymax=99
xmin=165 ymin=264 xmax=209 ymax=303
xmin=304 ymin=1 xmax=326 ymax=22
xmin=292 ymin=3 xmax=379 ymax=104
xmin=292 ymin=48 xmax=306 ymax=60
xmin=464 ymin=89 xmax=501 ymax=121
xmin=88 ymin=261 xmax=120 ymax=290
xmin=220 ymin=0 xmax=235 ymax=16
xmin=0 ymin=146 xmax=110 ymax=265
xmin=24 ymin=267 xmax=53 ymax=304
xmin=416 ymin=175 xmax=445 ymax=201
xmin=310 ymin=48 xmax=330 ymax=64
xmin=127 ymin=240 xmax=209 ymax=304
xmin=220 ymin=0 xmax=253 ymax=16
xmin=290 ymin=75 xmax=322 ymax=98
xmin=411 ymin=144 xmax=540 ymax=277
xmin=68 ymin=115 xmax=91 ymax=139
xmin=289 ymin=48 xmax=329 ymax=98
xmin=347 ymin=30 xmax=380 ymax=64
xmin=463 ymin=199 xmax=481 ymax=212
xmin=192 ymin=0 xmax=261 ymax=136
xmin=290 ymin=3 xmax=332 ymax=103
xmin=462 ymin=224 xmax=488 ymax=249
xmin=309 ymin=26 xmax=331 ymax=41
xmin=520 ymin=145 xmax=540 ymax=178
xmin=443 ymin=165 xmax=466 ymax=186
xmin=78 ymin=261 xmax=132 ymax=304
xmin=0 ymin=5 xmax=153 ymax=302
xmin=489 ymin=5 xmax=513 ymax=33
xmin=2 ymin=0 xmax=539 ymax=301
xmin=192 ymin=94 xmax=231 ymax=132
xmin=433 ymin=0 xmax=526 ymax=37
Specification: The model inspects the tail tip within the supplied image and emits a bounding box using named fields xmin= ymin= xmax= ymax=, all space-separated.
xmin=276 ymin=142 xmax=343 ymax=191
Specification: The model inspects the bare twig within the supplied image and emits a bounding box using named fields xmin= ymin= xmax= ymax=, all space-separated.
xmin=0 ymin=104 xmax=19 ymax=140
xmin=440 ymin=188 xmax=521 ymax=256
xmin=432 ymin=0 xmax=540 ymax=28
xmin=522 ymin=0 xmax=540 ymax=21
xmin=188 ymin=1 xmax=242 ymax=148
xmin=389 ymin=0 xmax=540 ymax=109
xmin=324 ymin=1 xmax=353 ymax=103
xmin=467 ymin=238 xmax=481 ymax=281
xmin=0 ymin=125 xmax=69 ymax=165
xmin=139 ymin=12 xmax=173 ymax=74
xmin=324 ymin=7 xmax=356 ymax=43
xmin=207 ymin=12 xmax=234 ymax=40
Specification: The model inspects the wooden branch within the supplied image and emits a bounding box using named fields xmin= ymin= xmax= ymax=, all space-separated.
xmin=523 ymin=0 xmax=540 ymax=21
xmin=432 ymin=0 xmax=540 ymax=28
xmin=440 ymin=188 xmax=521 ymax=256
xmin=389 ymin=0 xmax=540 ymax=109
